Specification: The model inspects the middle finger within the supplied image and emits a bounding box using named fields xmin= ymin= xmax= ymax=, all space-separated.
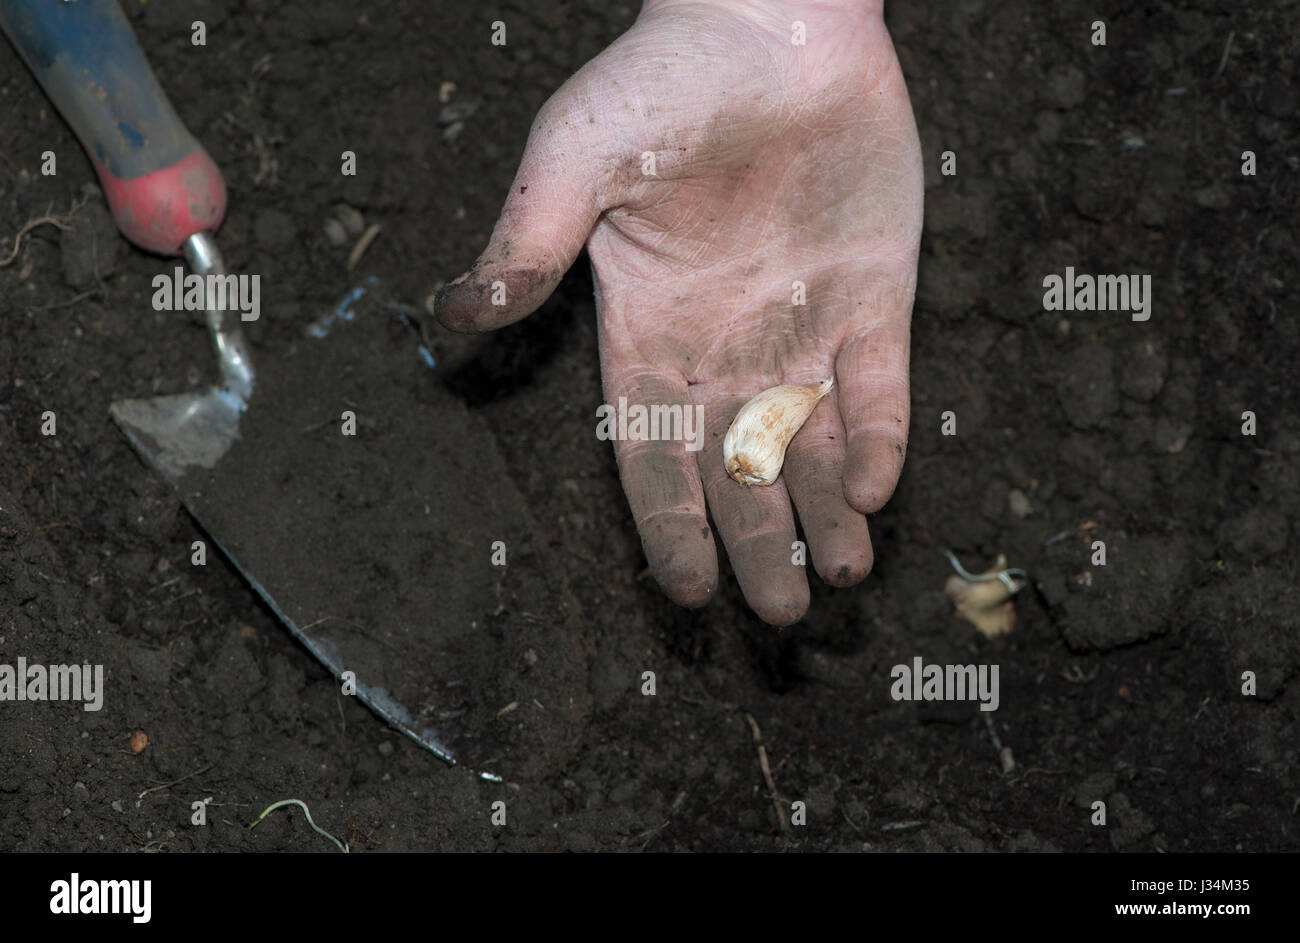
xmin=694 ymin=387 xmax=809 ymax=626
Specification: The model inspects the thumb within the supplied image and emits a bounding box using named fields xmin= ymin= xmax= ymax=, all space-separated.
xmin=429 ymin=94 xmax=611 ymax=334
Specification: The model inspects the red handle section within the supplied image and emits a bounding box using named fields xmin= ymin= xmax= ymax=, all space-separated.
xmin=91 ymin=148 xmax=226 ymax=256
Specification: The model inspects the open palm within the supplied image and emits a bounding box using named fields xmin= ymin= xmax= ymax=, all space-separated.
xmin=435 ymin=0 xmax=923 ymax=624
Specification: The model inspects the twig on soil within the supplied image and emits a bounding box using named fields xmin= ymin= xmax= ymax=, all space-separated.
xmin=1213 ymin=31 xmax=1235 ymax=79
xmin=249 ymin=798 xmax=349 ymax=853
xmin=879 ymin=820 xmax=924 ymax=831
xmin=1192 ymin=695 xmax=1212 ymax=721
xmin=300 ymin=614 xmax=404 ymax=657
xmin=1017 ymin=768 xmax=1064 ymax=778
xmin=148 ymin=576 xmax=185 ymax=594
xmin=679 ymin=693 xmax=739 ymax=711
xmin=745 ymin=712 xmax=788 ymax=832
xmin=1009 ymin=767 xmax=1066 ymax=788
xmin=29 ymin=288 xmax=102 ymax=311
xmin=164 ymin=589 xmax=199 ymax=606
xmin=219 ymin=104 xmax=281 ymax=186
xmin=0 ymin=197 xmax=87 ymax=267
xmin=299 ymin=416 xmax=337 ymax=433
xmin=138 ymin=763 xmax=214 ymax=800
xmin=250 ymin=133 xmax=277 ymax=185
xmin=1042 ymin=529 xmax=1072 ymax=547
xmin=626 ymin=819 xmax=670 ymax=850
xmin=346 ymin=223 xmax=382 ymax=272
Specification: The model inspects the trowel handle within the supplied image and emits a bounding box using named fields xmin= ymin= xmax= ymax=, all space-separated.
xmin=0 ymin=0 xmax=226 ymax=255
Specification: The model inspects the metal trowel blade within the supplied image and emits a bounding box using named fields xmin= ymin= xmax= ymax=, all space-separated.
xmin=110 ymin=387 xmax=245 ymax=485
xmin=109 ymin=301 xmax=589 ymax=781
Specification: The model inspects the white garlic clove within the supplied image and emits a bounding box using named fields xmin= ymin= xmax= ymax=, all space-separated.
xmin=724 ymin=378 xmax=833 ymax=486
xmin=944 ymin=553 xmax=1023 ymax=638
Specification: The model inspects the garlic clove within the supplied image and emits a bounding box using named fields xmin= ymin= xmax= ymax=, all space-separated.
xmin=724 ymin=378 xmax=833 ymax=486
xmin=944 ymin=553 xmax=1022 ymax=638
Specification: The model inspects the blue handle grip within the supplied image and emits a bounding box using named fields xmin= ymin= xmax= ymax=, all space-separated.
xmin=1 ymin=0 xmax=199 ymax=178
xmin=0 ymin=0 xmax=226 ymax=254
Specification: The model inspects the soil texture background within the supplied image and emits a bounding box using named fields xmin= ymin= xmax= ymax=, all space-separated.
xmin=1 ymin=0 xmax=1297 ymax=852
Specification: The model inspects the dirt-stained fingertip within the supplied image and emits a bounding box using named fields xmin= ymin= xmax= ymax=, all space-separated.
xmin=749 ymin=590 xmax=809 ymax=628
xmin=643 ymin=521 xmax=718 ymax=609
xmin=842 ymin=441 xmax=905 ymax=515
xmin=434 ymin=263 xmax=570 ymax=334
xmin=816 ymin=544 xmax=874 ymax=587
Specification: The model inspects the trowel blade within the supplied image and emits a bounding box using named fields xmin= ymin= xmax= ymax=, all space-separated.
xmin=110 ymin=387 xmax=244 ymax=484
xmin=110 ymin=306 xmax=590 ymax=780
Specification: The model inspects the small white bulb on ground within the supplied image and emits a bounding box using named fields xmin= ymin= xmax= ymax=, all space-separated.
xmin=944 ymin=553 xmax=1024 ymax=638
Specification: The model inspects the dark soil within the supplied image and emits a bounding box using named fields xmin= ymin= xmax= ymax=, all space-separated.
xmin=2 ymin=0 xmax=1297 ymax=852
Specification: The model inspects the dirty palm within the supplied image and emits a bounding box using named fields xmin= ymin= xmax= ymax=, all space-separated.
xmin=435 ymin=0 xmax=923 ymax=625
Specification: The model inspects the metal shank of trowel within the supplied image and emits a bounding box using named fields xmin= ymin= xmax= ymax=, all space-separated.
xmin=0 ymin=0 xmax=252 ymax=398
xmin=184 ymin=233 xmax=254 ymax=400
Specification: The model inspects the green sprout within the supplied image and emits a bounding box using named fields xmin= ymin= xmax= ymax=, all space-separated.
xmin=249 ymin=798 xmax=348 ymax=853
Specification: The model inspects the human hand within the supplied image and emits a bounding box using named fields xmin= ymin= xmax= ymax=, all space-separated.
xmin=433 ymin=0 xmax=923 ymax=625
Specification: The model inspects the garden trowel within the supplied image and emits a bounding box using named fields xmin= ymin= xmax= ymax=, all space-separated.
xmin=3 ymin=0 xmax=589 ymax=779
